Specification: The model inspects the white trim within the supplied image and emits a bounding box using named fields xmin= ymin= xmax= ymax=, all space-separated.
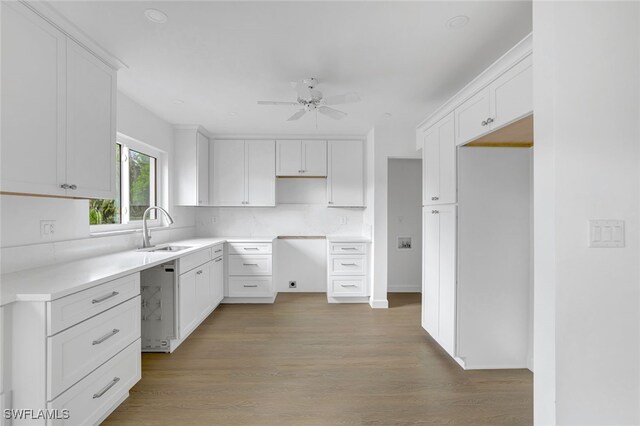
xmin=210 ymin=133 xmax=366 ymax=141
xmin=369 ymin=298 xmax=389 ymax=309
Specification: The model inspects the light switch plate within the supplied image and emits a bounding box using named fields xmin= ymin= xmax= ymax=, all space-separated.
xmin=40 ymin=220 xmax=56 ymax=240
xmin=589 ymin=220 xmax=625 ymax=248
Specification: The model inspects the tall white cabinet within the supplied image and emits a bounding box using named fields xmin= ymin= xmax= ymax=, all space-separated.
xmin=1 ymin=1 xmax=118 ymax=199
xmin=210 ymin=140 xmax=276 ymax=207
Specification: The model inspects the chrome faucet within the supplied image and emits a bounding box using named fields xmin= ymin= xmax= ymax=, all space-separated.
xmin=142 ymin=206 xmax=174 ymax=248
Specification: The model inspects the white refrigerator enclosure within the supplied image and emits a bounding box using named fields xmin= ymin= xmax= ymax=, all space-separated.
xmin=418 ymin=33 xmax=533 ymax=370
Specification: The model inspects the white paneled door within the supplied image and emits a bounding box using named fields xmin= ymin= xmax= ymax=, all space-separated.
xmin=210 ymin=140 xmax=246 ymax=206
xmin=327 ymin=140 xmax=364 ymax=207
xmin=302 ymin=140 xmax=327 ymax=176
xmin=246 ymin=140 xmax=276 ymax=206
xmin=422 ymin=112 xmax=456 ymax=206
xmin=490 ymin=55 xmax=533 ymax=130
xmin=455 ymin=87 xmax=491 ymax=146
xmin=276 ymin=140 xmax=302 ymax=176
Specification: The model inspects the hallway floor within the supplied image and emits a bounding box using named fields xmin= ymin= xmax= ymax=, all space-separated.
xmin=104 ymin=293 xmax=532 ymax=425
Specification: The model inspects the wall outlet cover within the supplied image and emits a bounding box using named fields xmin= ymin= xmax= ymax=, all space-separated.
xmin=589 ymin=220 xmax=625 ymax=248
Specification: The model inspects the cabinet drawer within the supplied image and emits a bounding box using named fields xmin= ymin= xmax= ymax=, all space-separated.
xmin=228 ymin=255 xmax=272 ymax=276
xmin=329 ymin=242 xmax=367 ymax=254
xmin=212 ymin=243 xmax=224 ymax=258
xmin=227 ymin=242 xmax=272 ymax=255
xmin=330 ymin=256 xmax=366 ymax=275
xmin=330 ymin=277 xmax=367 ymax=296
xmin=47 ymin=339 xmax=141 ymax=426
xmin=48 ymin=273 xmax=140 ymax=336
xmin=179 ymin=249 xmax=212 ymax=274
xmin=48 ymin=296 xmax=141 ymax=400
xmin=228 ymin=277 xmax=273 ymax=297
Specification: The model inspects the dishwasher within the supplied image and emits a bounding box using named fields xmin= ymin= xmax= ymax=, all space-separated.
xmin=140 ymin=261 xmax=178 ymax=352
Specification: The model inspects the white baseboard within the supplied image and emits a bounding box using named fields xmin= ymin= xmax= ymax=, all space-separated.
xmin=327 ymin=296 xmax=369 ymax=304
xmin=369 ymin=298 xmax=389 ymax=309
xmin=387 ymin=286 xmax=421 ymax=293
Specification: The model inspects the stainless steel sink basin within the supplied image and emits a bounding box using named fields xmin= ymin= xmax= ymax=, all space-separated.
xmin=139 ymin=245 xmax=191 ymax=253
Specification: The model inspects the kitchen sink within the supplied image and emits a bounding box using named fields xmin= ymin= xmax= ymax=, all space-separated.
xmin=139 ymin=245 xmax=191 ymax=253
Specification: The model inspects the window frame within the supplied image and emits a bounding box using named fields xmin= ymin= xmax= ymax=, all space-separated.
xmin=90 ymin=133 xmax=166 ymax=234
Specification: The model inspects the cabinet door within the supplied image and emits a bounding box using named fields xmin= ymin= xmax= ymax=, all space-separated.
xmin=246 ymin=140 xmax=276 ymax=206
xmin=195 ymin=262 xmax=211 ymax=319
xmin=437 ymin=204 xmax=457 ymax=357
xmin=455 ymin=87 xmax=491 ymax=146
xmin=422 ymin=126 xmax=439 ymax=205
xmin=302 ymin=140 xmax=327 ymax=176
xmin=210 ymin=140 xmax=246 ymax=206
xmin=276 ymin=140 xmax=302 ymax=176
xmin=1 ymin=2 xmax=67 ymax=196
xmin=490 ymin=55 xmax=533 ymax=130
xmin=178 ymin=269 xmax=198 ymax=339
xmin=66 ymin=39 xmax=117 ymax=199
xmin=196 ymin=132 xmax=209 ymax=206
xmin=437 ymin=114 xmax=456 ymax=205
xmin=210 ymin=256 xmax=224 ymax=308
xmin=422 ymin=208 xmax=440 ymax=338
xmin=327 ymin=140 xmax=364 ymax=207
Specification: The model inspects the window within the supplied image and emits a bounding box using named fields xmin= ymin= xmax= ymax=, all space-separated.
xmin=90 ymin=135 xmax=163 ymax=231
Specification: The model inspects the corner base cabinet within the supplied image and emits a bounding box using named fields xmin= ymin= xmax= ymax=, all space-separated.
xmin=327 ymin=239 xmax=370 ymax=303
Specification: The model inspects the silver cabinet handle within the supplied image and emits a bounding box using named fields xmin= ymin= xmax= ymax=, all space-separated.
xmin=486 ymin=117 xmax=494 ymax=125
xmin=60 ymin=184 xmax=70 ymax=189
xmin=69 ymin=184 xmax=77 ymax=190
xmin=214 ymin=249 xmax=222 ymax=253
xmin=215 ymin=258 xmax=223 ymax=263
xmin=92 ymin=329 xmax=120 ymax=345
xmin=431 ymin=196 xmax=439 ymax=201
xmin=340 ymin=284 xmax=358 ymax=287
xmin=196 ymin=270 xmax=203 ymax=275
xmin=432 ymin=210 xmax=439 ymax=214
xmin=341 ymin=263 xmax=358 ymax=266
xmin=93 ymin=377 xmax=120 ymax=399
xmin=243 ymin=263 xmax=259 ymax=266
xmin=328 ymin=201 xmax=334 ymax=204
xmin=92 ymin=291 xmax=119 ymax=304
xmin=340 ymin=247 xmax=358 ymax=250
xmin=481 ymin=120 xmax=487 ymax=126
xmin=243 ymin=248 xmax=259 ymax=251
xmin=243 ymin=284 xmax=258 ymax=288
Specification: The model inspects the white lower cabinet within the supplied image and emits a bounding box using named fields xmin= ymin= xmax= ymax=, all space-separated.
xmin=210 ymin=254 xmax=224 ymax=308
xmin=5 ymin=273 xmax=141 ymax=425
xmin=327 ymin=240 xmax=370 ymax=303
xmin=422 ymin=205 xmax=456 ymax=357
xmin=224 ymin=241 xmax=275 ymax=303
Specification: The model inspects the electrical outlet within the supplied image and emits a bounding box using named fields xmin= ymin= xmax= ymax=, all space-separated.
xmin=212 ymin=216 xmax=218 ymax=224
xmin=289 ymin=281 xmax=297 ymax=289
xmin=40 ymin=220 xmax=56 ymax=240
xmin=339 ymin=216 xmax=348 ymax=225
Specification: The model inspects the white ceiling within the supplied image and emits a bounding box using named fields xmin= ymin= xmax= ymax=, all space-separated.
xmin=50 ymin=1 xmax=532 ymax=136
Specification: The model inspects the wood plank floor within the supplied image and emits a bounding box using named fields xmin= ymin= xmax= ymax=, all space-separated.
xmin=104 ymin=293 xmax=532 ymax=425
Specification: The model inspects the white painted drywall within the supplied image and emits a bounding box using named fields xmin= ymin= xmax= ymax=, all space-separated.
xmin=275 ymin=239 xmax=327 ymax=292
xmin=457 ymin=147 xmax=531 ymax=369
xmin=0 ymin=92 xmax=197 ymax=272
xmin=387 ymin=158 xmax=422 ymax=292
xmin=533 ymin=2 xmax=640 ymax=424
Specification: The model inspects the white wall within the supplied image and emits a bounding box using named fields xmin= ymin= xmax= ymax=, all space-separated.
xmin=387 ymin=158 xmax=422 ymax=292
xmin=533 ymin=2 xmax=640 ymax=424
xmin=457 ymin=147 xmax=531 ymax=369
xmin=0 ymin=92 xmax=196 ymax=273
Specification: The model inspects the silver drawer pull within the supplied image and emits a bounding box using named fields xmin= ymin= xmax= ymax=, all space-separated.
xmin=92 ymin=329 xmax=120 ymax=345
xmin=243 ymin=247 xmax=259 ymax=250
xmin=215 ymin=258 xmax=223 ymax=263
xmin=243 ymin=263 xmax=259 ymax=266
xmin=92 ymin=291 xmax=119 ymax=304
xmin=214 ymin=249 xmax=223 ymax=253
xmin=341 ymin=263 xmax=358 ymax=266
xmin=196 ymin=270 xmax=203 ymax=275
xmin=341 ymin=284 xmax=358 ymax=287
xmin=243 ymin=284 xmax=258 ymax=288
xmin=340 ymin=247 xmax=358 ymax=250
xmin=93 ymin=377 xmax=120 ymax=399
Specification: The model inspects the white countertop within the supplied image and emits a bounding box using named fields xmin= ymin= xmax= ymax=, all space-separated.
xmin=326 ymin=235 xmax=372 ymax=243
xmin=0 ymin=237 xmax=272 ymax=306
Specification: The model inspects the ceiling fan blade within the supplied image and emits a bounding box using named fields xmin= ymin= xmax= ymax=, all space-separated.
xmin=287 ymin=109 xmax=307 ymax=121
xmin=257 ymin=101 xmax=300 ymax=106
xmin=322 ymin=92 xmax=360 ymax=106
xmin=318 ymin=106 xmax=347 ymax=120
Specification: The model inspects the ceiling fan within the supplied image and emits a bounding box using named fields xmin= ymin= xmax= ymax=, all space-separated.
xmin=257 ymin=78 xmax=360 ymax=125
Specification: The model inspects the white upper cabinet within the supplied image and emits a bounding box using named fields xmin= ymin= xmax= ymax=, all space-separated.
xmin=276 ymin=140 xmax=327 ymax=177
xmin=210 ymin=140 xmax=275 ymax=207
xmin=175 ymin=128 xmax=210 ymax=206
xmin=327 ymin=140 xmax=364 ymax=207
xmin=423 ymin=112 xmax=456 ymax=206
xmin=489 ymin=54 xmax=533 ymax=130
xmin=455 ymin=54 xmax=533 ymax=146
xmin=65 ymin=39 xmax=117 ymax=199
xmin=1 ymin=2 xmax=118 ymax=199
xmin=1 ymin=2 xmax=67 ymax=196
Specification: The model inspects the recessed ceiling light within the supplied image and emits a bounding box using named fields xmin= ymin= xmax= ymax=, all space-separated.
xmin=446 ymin=15 xmax=469 ymax=30
xmin=172 ymin=99 xmax=184 ymax=105
xmin=144 ymin=8 xmax=168 ymax=24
